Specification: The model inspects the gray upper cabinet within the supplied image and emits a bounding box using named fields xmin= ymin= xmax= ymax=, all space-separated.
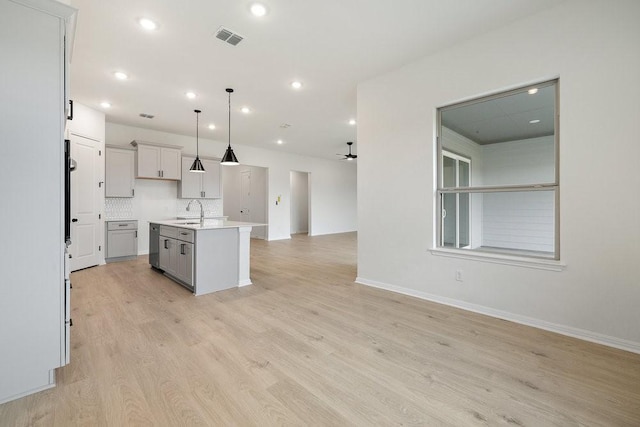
xmin=105 ymin=146 xmax=135 ymax=197
xmin=131 ymin=140 xmax=182 ymax=180
xmin=179 ymin=156 xmax=221 ymax=199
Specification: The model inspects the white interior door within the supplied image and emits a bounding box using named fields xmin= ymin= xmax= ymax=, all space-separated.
xmin=240 ymin=170 xmax=251 ymax=222
xmin=70 ymin=135 xmax=101 ymax=271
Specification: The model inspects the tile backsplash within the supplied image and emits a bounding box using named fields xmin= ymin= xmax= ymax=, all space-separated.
xmin=177 ymin=199 xmax=223 ymax=217
xmin=105 ymin=197 xmax=223 ymax=220
xmin=105 ymin=198 xmax=134 ymax=219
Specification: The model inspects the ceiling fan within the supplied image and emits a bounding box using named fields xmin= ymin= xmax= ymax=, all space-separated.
xmin=337 ymin=142 xmax=357 ymax=160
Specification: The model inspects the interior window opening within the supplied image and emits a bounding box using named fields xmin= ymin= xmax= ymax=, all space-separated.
xmin=436 ymin=79 xmax=559 ymax=260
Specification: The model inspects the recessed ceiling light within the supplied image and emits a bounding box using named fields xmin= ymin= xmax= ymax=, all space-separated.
xmin=138 ymin=18 xmax=158 ymax=31
xmin=529 ymin=119 xmax=541 ymax=124
xmin=291 ymin=81 xmax=303 ymax=89
xmin=114 ymin=71 xmax=128 ymax=80
xmin=349 ymin=119 xmax=356 ymax=125
xmin=528 ymin=88 xmax=538 ymax=95
xmin=241 ymin=106 xmax=250 ymax=114
xmin=100 ymin=101 xmax=111 ymax=108
xmin=277 ymin=139 xmax=283 ymax=145
xmin=208 ymin=124 xmax=216 ymax=130
xmin=250 ymin=3 xmax=267 ymax=17
xmin=185 ymin=91 xmax=197 ymax=99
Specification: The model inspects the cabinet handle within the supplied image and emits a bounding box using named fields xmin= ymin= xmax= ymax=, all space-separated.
xmin=164 ymin=239 xmax=169 ymax=249
xmin=132 ymin=189 xmax=135 ymax=196
xmin=161 ymin=170 xmax=164 ymax=178
xmin=118 ymin=224 xmax=128 ymax=227
xmin=158 ymin=170 xmax=161 ymax=177
xmin=180 ymin=243 xmax=185 ymax=255
xmin=135 ymin=231 xmax=138 ymax=238
xmin=67 ymin=99 xmax=73 ymax=120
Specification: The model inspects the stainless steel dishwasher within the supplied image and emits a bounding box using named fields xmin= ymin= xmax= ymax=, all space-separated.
xmin=149 ymin=223 xmax=160 ymax=269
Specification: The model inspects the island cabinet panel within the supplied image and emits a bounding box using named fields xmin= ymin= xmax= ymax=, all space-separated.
xmin=149 ymin=221 xmax=257 ymax=296
xmin=193 ymin=228 xmax=238 ymax=295
xmin=179 ymin=156 xmax=221 ymax=199
xmin=176 ymin=241 xmax=194 ymax=287
xmin=131 ymin=141 xmax=182 ymax=180
xmin=158 ymin=226 xmax=194 ymax=290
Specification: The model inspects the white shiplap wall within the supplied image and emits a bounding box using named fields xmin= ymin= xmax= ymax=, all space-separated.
xmin=481 ymin=136 xmax=555 ymax=252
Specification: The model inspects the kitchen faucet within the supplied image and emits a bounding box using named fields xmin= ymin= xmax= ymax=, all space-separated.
xmin=186 ymin=199 xmax=204 ymax=226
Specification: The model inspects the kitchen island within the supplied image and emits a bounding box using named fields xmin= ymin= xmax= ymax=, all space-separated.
xmin=149 ymin=220 xmax=265 ymax=295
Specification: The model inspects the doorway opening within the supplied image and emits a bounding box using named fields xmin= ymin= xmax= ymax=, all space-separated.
xmin=222 ymin=165 xmax=268 ymax=239
xmin=290 ymin=171 xmax=310 ymax=236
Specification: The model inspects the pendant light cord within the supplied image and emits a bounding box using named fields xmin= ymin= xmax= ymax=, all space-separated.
xmin=228 ymin=91 xmax=231 ymax=149
xmin=196 ymin=111 xmax=199 ymax=154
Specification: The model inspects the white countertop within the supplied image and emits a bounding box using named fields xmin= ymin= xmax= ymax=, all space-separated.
xmin=176 ymin=215 xmax=228 ymax=220
xmin=151 ymin=219 xmax=266 ymax=231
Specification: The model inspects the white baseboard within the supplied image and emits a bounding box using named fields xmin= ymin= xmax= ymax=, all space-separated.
xmin=267 ymin=236 xmax=291 ymax=242
xmin=238 ymin=279 xmax=252 ymax=287
xmin=355 ymin=276 xmax=640 ymax=355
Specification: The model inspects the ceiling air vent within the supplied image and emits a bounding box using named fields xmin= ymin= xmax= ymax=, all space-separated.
xmin=215 ymin=26 xmax=244 ymax=46
xmin=139 ymin=113 xmax=154 ymax=119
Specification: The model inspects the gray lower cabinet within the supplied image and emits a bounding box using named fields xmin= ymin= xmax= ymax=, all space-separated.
xmin=158 ymin=226 xmax=194 ymax=290
xmin=106 ymin=221 xmax=138 ymax=261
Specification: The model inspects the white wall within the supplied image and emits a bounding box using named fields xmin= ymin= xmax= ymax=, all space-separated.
xmin=357 ymin=0 xmax=640 ymax=351
xmin=482 ymin=136 xmax=555 ymax=252
xmin=106 ymin=122 xmax=357 ymax=243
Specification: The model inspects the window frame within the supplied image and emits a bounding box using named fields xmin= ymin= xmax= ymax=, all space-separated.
xmin=435 ymin=79 xmax=560 ymax=262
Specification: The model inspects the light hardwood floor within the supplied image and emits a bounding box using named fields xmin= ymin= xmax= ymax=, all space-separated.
xmin=1 ymin=232 xmax=639 ymax=426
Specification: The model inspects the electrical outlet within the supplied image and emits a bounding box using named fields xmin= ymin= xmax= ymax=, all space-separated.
xmin=455 ymin=270 xmax=463 ymax=282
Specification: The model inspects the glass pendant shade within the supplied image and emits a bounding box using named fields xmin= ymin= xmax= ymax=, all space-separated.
xmin=221 ymin=88 xmax=239 ymax=166
xmin=189 ymin=109 xmax=205 ymax=173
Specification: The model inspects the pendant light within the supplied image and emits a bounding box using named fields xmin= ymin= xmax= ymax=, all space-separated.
xmin=221 ymin=88 xmax=239 ymax=166
xmin=189 ymin=109 xmax=205 ymax=173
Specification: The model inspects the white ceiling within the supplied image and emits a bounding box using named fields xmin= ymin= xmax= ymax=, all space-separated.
xmin=69 ymin=0 xmax=561 ymax=160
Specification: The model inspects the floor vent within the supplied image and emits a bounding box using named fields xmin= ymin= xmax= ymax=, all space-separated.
xmin=215 ymin=26 xmax=244 ymax=46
